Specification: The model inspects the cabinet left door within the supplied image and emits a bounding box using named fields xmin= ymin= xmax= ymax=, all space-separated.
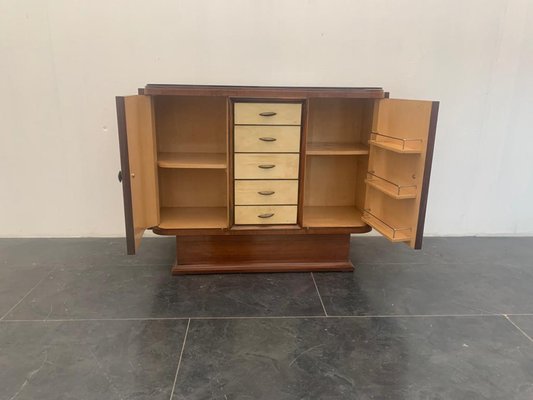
xmin=116 ymin=95 xmax=160 ymax=254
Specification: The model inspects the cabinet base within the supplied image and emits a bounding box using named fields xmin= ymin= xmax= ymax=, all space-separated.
xmin=172 ymin=233 xmax=353 ymax=275
xmin=172 ymin=261 xmax=353 ymax=275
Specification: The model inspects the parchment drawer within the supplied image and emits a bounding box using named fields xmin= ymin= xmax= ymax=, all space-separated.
xmin=234 ymin=205 xmax=297 ymax=225
xmin=234 ymin=125 xmax=301 ymax=153
xmin=234 ymin=102 xmax=302 ymax=125
xmin=235 ymin=180 xmax=298 ymax=205
xmin=234 ymin=154 xmax=299 ymax=179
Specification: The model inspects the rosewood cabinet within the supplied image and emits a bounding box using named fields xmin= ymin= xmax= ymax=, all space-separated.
xmin=116 ymin=84 xmax=439 ymax=274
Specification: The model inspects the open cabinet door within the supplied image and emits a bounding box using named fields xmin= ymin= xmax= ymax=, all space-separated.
xmin=116 ymin=96 xmax=159 ymax=254
xmin=362 ymin=98 xmax=439 ymax=249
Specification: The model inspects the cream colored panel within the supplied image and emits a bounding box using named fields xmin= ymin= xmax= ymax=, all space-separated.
xmin=234 ymin=154 xmax=299 ymax=179
xmin=234 ymin=125 xmax=301 ymax=153
xmin=235 ymin=180 xmax=298 ymax=205
xmin=234 ymin=102 xmax=302 ymax=125
xmin=123 ymin=95 xmax=159 ymax=252
xmin=234 ymin=205 xmax=297 ymax=224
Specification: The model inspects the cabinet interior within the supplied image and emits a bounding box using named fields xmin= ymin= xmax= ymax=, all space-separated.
xmin=154 ymin=96 xmax=229 ymax=229
xmin=303 ymin=98 xmax=373 ymax=227
xmin=146 ymin=95 xmax=425 ymax=236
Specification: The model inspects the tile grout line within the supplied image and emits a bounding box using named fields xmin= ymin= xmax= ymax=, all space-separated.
xmin=310 ymin=273 xmax=328 ymax=317
xmin=504 ymin=314 xmax=533 ymax=343
xmin=169 ymin=318 xmax=191 ymax=400
xmin=3 ymin=313 xmax=531 ymax=323
xmin=0 ymin=266 xmax=56 ymax=321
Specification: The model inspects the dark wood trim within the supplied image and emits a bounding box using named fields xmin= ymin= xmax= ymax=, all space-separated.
xmin=151 ymin=225 xmax=371 ymax=236
xmin=297 ymin=99 xmax=309 ymax=225
xmin=143 ymin=84 xmax=385 ymax=99
xmin=384 ymin=92 xmax=390 ymax=98
xmin=115 ymin=96 xmax=136 ymax=255
xmin=172 ymin=234 xmax=353 ymax=274
xmin=228 ymin=98 xmax=235 ymax=226
xmin=230 ymin=97 xmax=305 ymax=104
xmin=172 ymin=261 xmax=353 ymax=275
xmin=137 ymin=88 xmax=145 ymax=95
xmin=415 ymin=101 xmax=439 ymax=249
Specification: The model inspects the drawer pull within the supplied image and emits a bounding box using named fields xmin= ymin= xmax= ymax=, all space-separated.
xmin=259 ymin=111 xmax=277 ymax=117
xmin=258 ymin=164 xmax=276 ymax=169
xmin=259 ymin=137 xmax=277 ymax=142
xmin=258 ymin=213 xmax=275 ymax=218
xmin=258 ymin=190 xmax=275 ymax=196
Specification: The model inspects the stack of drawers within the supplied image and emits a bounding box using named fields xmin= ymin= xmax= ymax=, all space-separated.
xmin=233 ymin=102 xmax=303 ymax=225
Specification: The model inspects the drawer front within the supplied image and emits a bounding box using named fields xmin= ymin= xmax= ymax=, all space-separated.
xmin=234 ymin=205 xmax=297 ymax=225
xmin=235 ymin=180 xmax=298 ymax=205
xmin=234 ymin=102 xmax=302 ymax=125
xmin=234 ymin=154 xmax=299 ymax=179
xmin=234 ymin=125 xmax=301 ymax=153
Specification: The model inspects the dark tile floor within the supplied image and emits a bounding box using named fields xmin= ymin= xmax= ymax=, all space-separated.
xmin=0 ymin=237 xmax=532 ymax=400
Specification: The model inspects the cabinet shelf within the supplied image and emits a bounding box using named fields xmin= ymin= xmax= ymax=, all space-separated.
xmin=158 ymin=152 xmax=227 ymax=169
xmin=303 ymin=206 xmax=366 ymax=227
xmin=365 ymin=172 xmax=417 ymax=199
xmin=158 ymin=207 xmax=227 ymax=229
xmin=369 ymin=132 xmax=422 ymax=154
xmin=361 ymin=210 xmax=411 ymax=242
xmin=306 ymin=142 xmax=369 ymax=156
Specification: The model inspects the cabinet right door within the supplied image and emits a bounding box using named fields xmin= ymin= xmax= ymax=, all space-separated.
xmin=362 ymin=98 xmax=439 ymax=249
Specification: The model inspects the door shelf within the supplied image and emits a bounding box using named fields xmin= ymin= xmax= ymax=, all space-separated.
xmin=158 ymin=152 xmax=227 ymax=169
xmin=158 ymin=207 xmax=228 ymax=229
xmin=369 ymin=132 xmax=422 ymax=154
xmin=361 ymin=210 xmax=412 ymax=242
xmin=303 ymin=206 xmax=366 ymax=228
xmin=365 ymin=172 xmax=417 ymax=199
xmin=306 ymin=142 xmax=369 ymax=156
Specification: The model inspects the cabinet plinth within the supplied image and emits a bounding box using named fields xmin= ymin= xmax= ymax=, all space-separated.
xmin=172 ymin=234 xmax=353 ymax=275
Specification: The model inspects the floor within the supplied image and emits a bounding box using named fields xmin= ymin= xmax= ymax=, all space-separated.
xmin=0 ymin=238 xmax=532 ymax=400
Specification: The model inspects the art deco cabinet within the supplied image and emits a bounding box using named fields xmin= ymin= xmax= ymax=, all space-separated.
xmin=116 ymin=84 xmax=439 ymax=274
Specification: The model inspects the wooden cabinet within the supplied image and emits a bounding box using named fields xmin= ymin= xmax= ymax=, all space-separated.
xmin=117 ymin=85 xmax=439 ymax=274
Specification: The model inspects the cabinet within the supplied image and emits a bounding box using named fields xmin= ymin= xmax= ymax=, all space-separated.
xmin=116 ymin=84 xmax=439 ymax=274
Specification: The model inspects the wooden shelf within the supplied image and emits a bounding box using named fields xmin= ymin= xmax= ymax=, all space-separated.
xmin=158 ymin=152 xmax=226 ymax=169
xmin=306 ymin=142 xmax=369 ymax=156
xmin=361 ymin=211 xmax=411 ymax=242
xmin=368 ymin=140 xmax=422 ymax=154
xmin=365 ymin=175 xmax=417 ymax=200
xmin=303 ymin=206 xmax=367 ymax=228
xmin=158 ymin=207 xmax=228 ymax=229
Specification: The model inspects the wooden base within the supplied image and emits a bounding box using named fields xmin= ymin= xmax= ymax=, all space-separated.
xmin=172 ymin=233 xmax=353 ymax=275
xmin=172 ymin=261 xmax=354 ymax=275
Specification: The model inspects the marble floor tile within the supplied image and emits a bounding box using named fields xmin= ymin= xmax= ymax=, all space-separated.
xmin=313 ymin=261 xmax=533 ymax=316
xmin=508 ymin=316 xmax=533 ymax=341
xmin=0 ymin=319 xmax=188 ymax=400
xmin=3 ymin=266 xmax=324 ymax=320
xmin=0 ymin=264 xmax=53 ymax=318
xmin=173 ymin=316 xmax=533 ymax=400
xmin=0 ymin=237 xmax=176 ymax=268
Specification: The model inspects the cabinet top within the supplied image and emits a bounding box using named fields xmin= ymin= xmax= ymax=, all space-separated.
xmin=141 ymin=84 xmax=385 ymax=99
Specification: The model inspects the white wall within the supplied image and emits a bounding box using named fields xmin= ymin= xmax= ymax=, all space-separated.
xmin=1 ymin=0 xmax=532 ymax=237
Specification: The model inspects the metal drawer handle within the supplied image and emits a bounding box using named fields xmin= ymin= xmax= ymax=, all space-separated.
xmin=259 ymin=111 xmax=277 ymax=117
xmin=259 ymin=137 xmax=277 ymax=142
xmin=258 ymin=213 xmax=274 ymax=218
xmin=258 ymin=164 xmax=276 ymax=169
xmin=258 ymin=191 xmax=275 ymax=196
